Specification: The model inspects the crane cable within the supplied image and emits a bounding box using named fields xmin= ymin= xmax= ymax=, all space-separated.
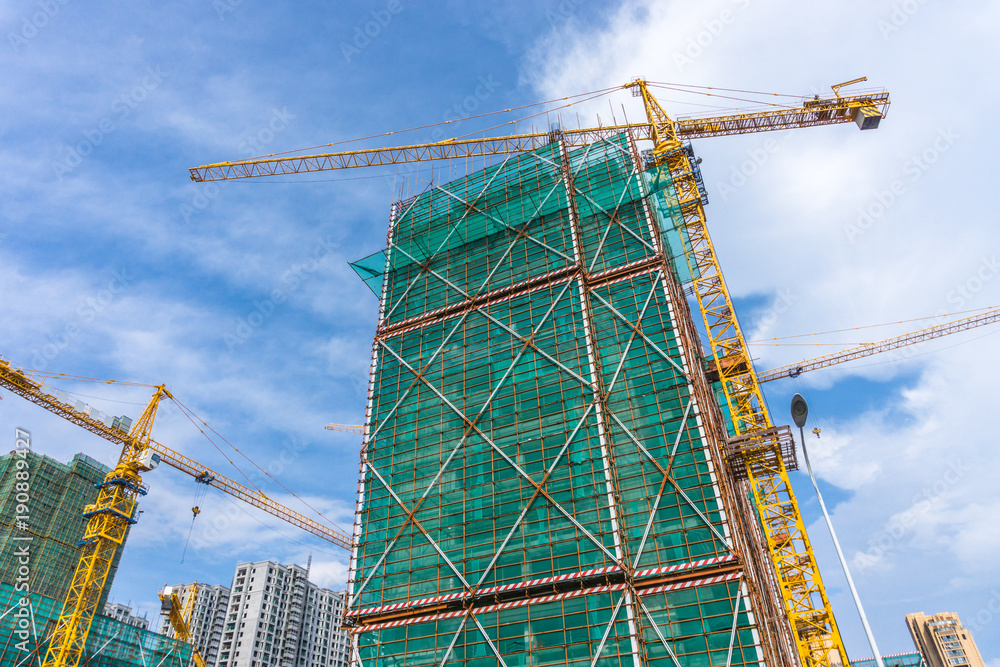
xmin=180 ymin=479 xmax=210 ymax=564
xmin=169 ymin=397 xmax=265 ymax=493
xmin=240 ymin=81 xmax=814 ymax=186
xmin=245 ymin=85 xmax=625 ymax=161
xmin=647 ymin=81 xmax=807 ymax=98
xmin=15 ymin=367 xmax=155 ymax=388
xmin=257 ymin=79 xmax=809 ymax=163
xmin=4 ymin=362 xmax=353 ymax=548
xmin=170 ymin=396 xmax=351 ymax=536
xmin=242 ymin=88 xmax=625 ymax=185
xmin=748 ymin=305 xmax=999 ymax=345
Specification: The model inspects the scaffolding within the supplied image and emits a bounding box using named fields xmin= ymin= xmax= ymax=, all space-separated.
xmin=0 ymin=451 xmax=128 ymax=613
xmin=0 ymin=584 xmax=193 ymax=666
xmin=347 ymin=132 xmax=798 ymax=667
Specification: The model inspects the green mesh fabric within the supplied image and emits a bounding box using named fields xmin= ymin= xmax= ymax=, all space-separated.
xmin=0 ymin=451 xmax=129 ymax=612
xmin=351 ymin=134 xmax=764 ymax=667
xmin=0 ymin=584 xmax=193 ymax=666
xmin=352 ymin=249 xmax=391 ymax=296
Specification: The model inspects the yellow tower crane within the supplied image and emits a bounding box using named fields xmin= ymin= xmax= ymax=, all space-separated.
xmin=41 ymin=385 xmax=168 ymax=667
xmin=190 ymin=77 xmax=890 ymax=667
xmin=159 ymin=582 xmax=208 ymax=667
xmin=0 ymin=357 xmax=353 ymax=667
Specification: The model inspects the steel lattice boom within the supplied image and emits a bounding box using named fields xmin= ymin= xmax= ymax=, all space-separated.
xmin=325 ymin=423 xmax=365 ymax=434
xmin=757 ymin=306 xmax=1000 ymax=383
xmin=0 ymin=359 xmax=353 ymax=550
xmin=188 ymin=90 xmax=887 ymax=183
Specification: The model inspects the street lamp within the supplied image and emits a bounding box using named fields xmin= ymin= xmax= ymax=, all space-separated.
xmin=791 ymin=393 xmax=885 ymax=667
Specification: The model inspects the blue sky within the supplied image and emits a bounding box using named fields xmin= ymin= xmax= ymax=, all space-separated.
xmin=1 ymin=0 xmax=998 ymax=662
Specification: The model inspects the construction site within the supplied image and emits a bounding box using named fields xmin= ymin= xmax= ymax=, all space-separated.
xmin=0 ymin=62 xmax=993 ymax=667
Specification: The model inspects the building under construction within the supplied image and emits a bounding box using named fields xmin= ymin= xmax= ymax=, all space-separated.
xmin=0 ymin=450 xmax=193 ymax=665
xmin=346 ymin=132 xmax=803 ymax=667
xmin=0 ymin=450 xmax=128 ymax=612
xmin=0 ymin=583 xmax=193 ymax=666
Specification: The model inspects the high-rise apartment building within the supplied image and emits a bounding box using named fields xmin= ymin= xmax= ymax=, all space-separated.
xmin=160 ymin=582 xmax=231 ymax=666
xmin=104 ymin=601 xmax=151 ymax=630
xmin=906 ymin=612 xmax=985 ymax=667
xmin=216 ymin=560 xmax=350 ymax=667
xmin=0 ymin=450 xmax=128 ymax=610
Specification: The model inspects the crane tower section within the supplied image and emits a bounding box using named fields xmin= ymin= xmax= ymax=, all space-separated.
xmin=348 ymin=132 xmax=797 ymax=667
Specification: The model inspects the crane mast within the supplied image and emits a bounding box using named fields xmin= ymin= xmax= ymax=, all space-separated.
xmin=189 ymin=78 xmax=890 ymax=667
xmin=634 ymin=78 xmax=850 ymax=666
xmin=41 ymin=385 xmax=167 ymax=667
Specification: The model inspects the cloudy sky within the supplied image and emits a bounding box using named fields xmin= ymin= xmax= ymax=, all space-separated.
xmin=1 ymin=0 xmax=997 ymax=662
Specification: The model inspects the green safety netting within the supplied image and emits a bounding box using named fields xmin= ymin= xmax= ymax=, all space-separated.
xmin=350 ymin=134 xmax=763 ymax=667
xmin=0 ymin=584 xmax=193 ymax=667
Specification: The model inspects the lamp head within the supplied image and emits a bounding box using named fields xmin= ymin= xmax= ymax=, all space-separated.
xmin=790 ymin=393 xmax=808 ymax=428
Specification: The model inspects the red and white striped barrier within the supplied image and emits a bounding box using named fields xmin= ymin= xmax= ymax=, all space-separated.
xmin=352 ymin=572 xmax=742 ymax=633
xmin=633 ymin=554 xmax=736 ymax=580
xmin=476 ymin=565 xmax=621 ymax=596
xmin=348 ymin=554 xmax=738 ymax=619
xmin=637 ymin=571 xmax=742 ymax=596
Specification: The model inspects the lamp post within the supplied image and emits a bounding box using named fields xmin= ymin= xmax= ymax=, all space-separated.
xmin=791 ymin=393 xmax=885 ymax=667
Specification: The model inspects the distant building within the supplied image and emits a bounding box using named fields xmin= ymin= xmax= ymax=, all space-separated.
xmin=160 ymin=582 xmax=231 ymax=666
xmin=104 ymin=601 xmax=151 ymax=630
xmin=906 ymin=611 xmax=985 ymax=667
xmin=0 ymin=450 xmax=129 ymax=610
xmin=216 ymin=560 xmax=350 ymax=667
